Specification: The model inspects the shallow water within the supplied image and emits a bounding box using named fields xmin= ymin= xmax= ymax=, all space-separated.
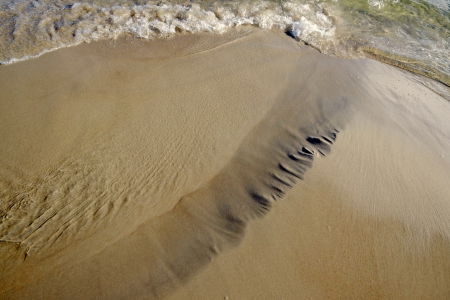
xmin=1 ymin=0 xmax=449 ymax=84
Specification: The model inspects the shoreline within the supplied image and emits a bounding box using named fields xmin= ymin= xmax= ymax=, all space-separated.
xmin=1 ymin=28 xmax=450 ymax=299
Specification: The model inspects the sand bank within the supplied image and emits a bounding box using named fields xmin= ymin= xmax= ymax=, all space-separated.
xmin=1 ymin=28 xmax=450 ymax=299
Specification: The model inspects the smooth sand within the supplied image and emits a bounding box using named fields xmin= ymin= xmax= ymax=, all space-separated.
xmin=1 ymin=28 xmax=450 ymax=299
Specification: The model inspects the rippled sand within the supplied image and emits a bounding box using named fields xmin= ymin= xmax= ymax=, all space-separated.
xmin=1 ymin=28 xmax=450 ymax=299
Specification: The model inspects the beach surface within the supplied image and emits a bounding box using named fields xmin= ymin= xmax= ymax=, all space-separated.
xmin=1 ymin=28 xmax=450 ymax=299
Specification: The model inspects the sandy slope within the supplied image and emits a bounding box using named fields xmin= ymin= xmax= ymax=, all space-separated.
xmin=168 ymin=61 xmax=450 ymax=300
xmin=1 ymin=28 xmax=450 ymax=299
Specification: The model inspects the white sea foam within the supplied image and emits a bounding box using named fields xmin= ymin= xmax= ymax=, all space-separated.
xmin=1 ymin=0 xmax=448 ymax=83
xmin=0 ymin=1 xmax=337 ymax=65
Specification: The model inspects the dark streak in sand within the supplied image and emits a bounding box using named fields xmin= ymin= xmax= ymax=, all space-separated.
xmin=9 ymin=46 xmax=360 ymax=300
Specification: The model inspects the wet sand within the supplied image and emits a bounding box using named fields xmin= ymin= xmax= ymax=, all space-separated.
xmin=1 ymin=28 xmax=450 ymax=299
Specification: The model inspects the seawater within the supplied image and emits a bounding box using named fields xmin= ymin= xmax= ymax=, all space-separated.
xmin=0 ymin=0 xmax=449 ymax=85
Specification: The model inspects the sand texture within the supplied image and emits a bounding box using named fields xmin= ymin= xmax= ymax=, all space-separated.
xmin=1 ymin=28 xmax=450 ymax=299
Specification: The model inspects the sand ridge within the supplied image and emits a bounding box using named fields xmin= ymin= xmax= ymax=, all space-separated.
xmin=0 ymin=28 xmax=450 ymax=299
